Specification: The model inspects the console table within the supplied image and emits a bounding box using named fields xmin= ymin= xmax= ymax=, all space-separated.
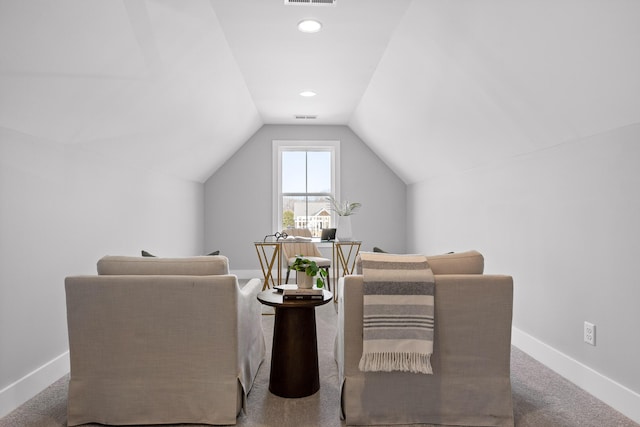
xmin=254 ymin=241 xmax=282 ymax=290
xmin=332 ymin=240 xmax=361 ymax=283
xmin=254 ymin=240 xmax=361 ymax=292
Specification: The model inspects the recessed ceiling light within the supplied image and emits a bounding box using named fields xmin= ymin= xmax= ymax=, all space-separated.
xmin=300 ymin=90 xmax=317 ymax=97
xmin=298 ymin=19 xmax=322 ymax=33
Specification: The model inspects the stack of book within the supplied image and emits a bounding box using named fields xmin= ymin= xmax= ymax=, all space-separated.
xmin=283 ymin=288 xmax=324 ymax=300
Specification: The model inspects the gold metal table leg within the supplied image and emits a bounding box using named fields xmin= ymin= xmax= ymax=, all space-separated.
xmin=255 ymin=243 xmax=281 ymax=290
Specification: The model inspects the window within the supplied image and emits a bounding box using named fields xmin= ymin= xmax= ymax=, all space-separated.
xmin=273 ymin=140 xmax=340 ymax=237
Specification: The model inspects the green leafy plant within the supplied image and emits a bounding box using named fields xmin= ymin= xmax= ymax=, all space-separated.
xmin=291 ymin=255 xmax=327 ymax=288
xmin=326 ymin=195 xmax=361 ymax=216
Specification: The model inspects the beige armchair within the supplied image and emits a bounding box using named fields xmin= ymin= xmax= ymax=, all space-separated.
xmin=336 ymin=251 xmax=515 ymax=426
xmin=281 ymin=228 xmax=331 ymax=290
xmin=65 ymin=255 xmax=265 ymax=426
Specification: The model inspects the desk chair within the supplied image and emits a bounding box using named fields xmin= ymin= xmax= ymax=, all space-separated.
xmin=282 ymin=228 xmax=331 ymax=291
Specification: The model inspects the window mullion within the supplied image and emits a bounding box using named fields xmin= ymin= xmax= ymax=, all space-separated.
xmin=305 ymin=151 xmax=309 ymax=226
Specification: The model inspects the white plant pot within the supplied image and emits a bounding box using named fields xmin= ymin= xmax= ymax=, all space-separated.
xmin=297 ymin=271 xmax=314 ymax=289
xmin=336 ymin=215 xmax=353 ymax=241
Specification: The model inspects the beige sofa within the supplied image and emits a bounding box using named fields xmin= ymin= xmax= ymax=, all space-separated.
xmin=65 ymin=255 xmax=265 ymax=426
xmin=336 ymin=250 xmax=514 ymax=426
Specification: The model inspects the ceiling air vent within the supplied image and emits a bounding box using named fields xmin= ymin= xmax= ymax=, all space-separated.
xmin=295 ymin=115 xmax=318 ymax=120
xmin=284 ymin=0 xmax=336 ymax=6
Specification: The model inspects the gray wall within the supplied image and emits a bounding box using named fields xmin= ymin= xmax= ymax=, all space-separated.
xmin=407 ymin=125 xmax=640 ymax=402
xmin=0 ymin=128 xmax=204 ymax=412
xmin=204 ymin=124 xmax=406 ymax=272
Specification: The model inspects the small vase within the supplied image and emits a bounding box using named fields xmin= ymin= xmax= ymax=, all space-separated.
xmin=297 ymin=272 xmax=314 ymax=289
xmin=336 ymin=215 xmax=353 ymax=241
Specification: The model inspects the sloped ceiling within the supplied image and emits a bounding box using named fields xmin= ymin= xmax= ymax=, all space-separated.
xmin=350 ymin=0 xmax=640 ymax=183
xmin=0 ymin=0 xmax=262 ymax=182
xmin=1 ymin=0 xmax=639 ymax=184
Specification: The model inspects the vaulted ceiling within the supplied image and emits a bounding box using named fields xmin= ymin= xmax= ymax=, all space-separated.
xmin=1 ymin=0 xmax=639 ymax=184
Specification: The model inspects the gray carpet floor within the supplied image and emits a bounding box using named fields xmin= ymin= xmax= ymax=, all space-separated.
xmin=1 ymin=301 xmax=638 ymax=427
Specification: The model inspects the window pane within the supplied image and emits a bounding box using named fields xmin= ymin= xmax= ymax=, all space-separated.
xmin=282 ymin=195 xmax=332 ymax=237
xmin=307 ymin=151 xmax=331 ymax=193
xmin=305 ymin=195 xmax=332 ymax=237
xmin=282 ymin=151 xmax=307 ymax=193
xmin=282 ymin=195 xmax=304 ymax=230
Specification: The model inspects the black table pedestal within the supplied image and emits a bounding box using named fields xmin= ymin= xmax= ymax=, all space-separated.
xmin=269 ymin=306 xmax=320 ymax=398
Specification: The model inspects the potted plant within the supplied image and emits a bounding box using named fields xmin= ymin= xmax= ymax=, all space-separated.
xmin=291 ymin=255 xmax=327 ymax=289
xmin=326 ymin=196 xmax=362 ymax=241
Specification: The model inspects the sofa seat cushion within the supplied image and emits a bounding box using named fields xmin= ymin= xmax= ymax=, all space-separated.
xmin=426 ymin=250 xmax=484 ymax=275
xmin=97 ymin=255 xmax=230 ymax=276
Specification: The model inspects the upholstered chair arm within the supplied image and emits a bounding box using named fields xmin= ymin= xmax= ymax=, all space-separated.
xmin=236 ymin=277 xmax=267 ymax=408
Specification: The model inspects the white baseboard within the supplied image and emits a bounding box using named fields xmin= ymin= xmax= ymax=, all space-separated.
xmin=0 ymin=351 xmax=70 ymax=418
xmin=512 ymin=327 xmax=640 ymax=424
xmin=231 ymin=269 xmax=294 ymax=282
xmin=231 ymin=269 xmax=263 ymax=280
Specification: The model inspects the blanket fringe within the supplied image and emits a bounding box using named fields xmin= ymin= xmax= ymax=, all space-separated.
xmin=359 ymin=352 xmax=433 ymax=374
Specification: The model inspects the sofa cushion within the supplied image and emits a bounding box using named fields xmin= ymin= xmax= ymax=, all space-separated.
xmin=97 ymin=255 xmax=230 ymax=276
xmin=426 ymin=250 xmax=484 ymax=275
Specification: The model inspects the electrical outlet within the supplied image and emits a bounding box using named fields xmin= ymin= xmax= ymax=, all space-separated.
xmin=584 ymin=321 xmax=596 ymax=346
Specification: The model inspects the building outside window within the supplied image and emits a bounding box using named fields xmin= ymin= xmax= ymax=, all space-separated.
xmin=273 ymin=140 xmax=340 ymax=237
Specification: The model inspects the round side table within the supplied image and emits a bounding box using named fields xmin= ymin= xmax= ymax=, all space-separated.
xmin=257 ymin=288 xmax=332 ymax=398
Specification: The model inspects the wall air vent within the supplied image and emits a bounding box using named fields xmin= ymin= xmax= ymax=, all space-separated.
xmin=284 ymin=0 xmax=336 ymax=6
xmin=295 ymin=115 xmax=318 ymax=120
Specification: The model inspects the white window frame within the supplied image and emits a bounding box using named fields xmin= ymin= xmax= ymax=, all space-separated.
xmin=272 ymin=140 xmax=340 ymax=234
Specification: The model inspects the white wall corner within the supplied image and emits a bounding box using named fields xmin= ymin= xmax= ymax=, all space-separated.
xmin=0 ymin=351 xmax=70 ymax=418
xmin=512 ymin=327 xmax=640 ymax=424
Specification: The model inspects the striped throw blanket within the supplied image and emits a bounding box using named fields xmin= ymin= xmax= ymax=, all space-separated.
xmin=358 ymin=252 xmax=435 ymax=374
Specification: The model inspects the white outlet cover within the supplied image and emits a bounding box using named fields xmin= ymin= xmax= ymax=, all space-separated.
xmin=584 ymin=321 xmax=596 ymax=346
